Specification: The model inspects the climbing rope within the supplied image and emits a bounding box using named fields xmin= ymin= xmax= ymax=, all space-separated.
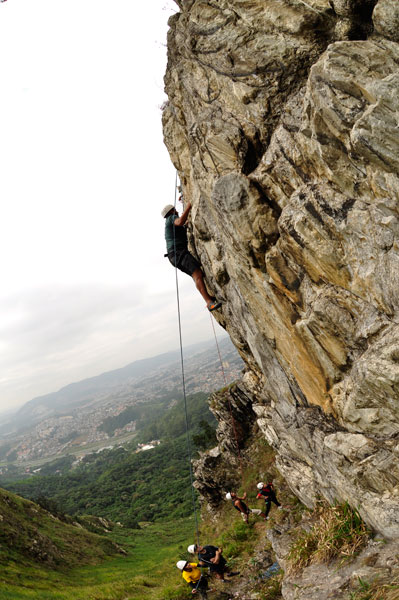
xmin=209 ymin=314 xmax=245 ymax=485
xmin=171 ymin=173 xmax=245 ymax=489
xmin=171 ymin=174 xmax=246 ymax=589
xmin=171 ymin=173 xmax=202 ymax=565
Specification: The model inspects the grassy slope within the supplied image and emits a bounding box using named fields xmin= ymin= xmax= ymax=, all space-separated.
xmin=0 ymin=487 xmax=120 ymax=567
xmin=0 ymin=487 xmax=121 ymax=599
xmin=195 ymin=439 xmax=290 ymax=599
xmin=0 ymin=440 xmax=288 ymax=600
xmin=1 ymin=433 xmax=392 ymax=600
xmin=0 ymin=486 xmax=194 ymax=600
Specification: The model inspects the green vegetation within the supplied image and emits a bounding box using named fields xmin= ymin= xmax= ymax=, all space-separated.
xmin=99 ymin=387 xmax=185 ymax=440
xmin=219 ymin=518 xmax=257 ymax=558
xmin=5 ymin=438 xmax=196 ymax=527
xmin=192 ymin=419 xmax=217 ymax=450
xmin=58 ymin=431 xmax=79 ymax=444
xmin=0 ymin=497 xmax=195 ymax=600
xmin=35 ymin=455 xmax=76 ymax=476
xmin=99 ymin=405 xmax=142 ymax=436
xmin=2 ymin=378 xmax=395 ymax=600
xmin=194 ymin=439 xmax=287 ymax=600
xmin=349 ymin=575 xmax=399 ymax=600
xmin=0 ymin=429 xmax=289 ymax=600
xmin=2 ymin=393 xmax=217 ymax=527
xmin=136 ymin=391 xmax=216 ymax=443
xmin=200 ymin=514 xmax=283 ymax=600
xmin=0 ymin=442 xmax=12 ymax=460
xmin=261 ymin=573 xmax=284 ymax=600
xmin=6 ymin=448 xmax=18 ymax=462
xmin=288 ymin=501 xmax=370 ymax=574
xmin=0 ymin=487 xmax=120 ymax=572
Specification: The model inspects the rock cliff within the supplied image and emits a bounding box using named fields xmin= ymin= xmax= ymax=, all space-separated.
xmin=162 ymin=0 xmax=399 ymax=542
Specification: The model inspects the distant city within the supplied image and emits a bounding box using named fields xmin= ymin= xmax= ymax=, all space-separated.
xmin=0 ymin=337 xmax=243 ymax=469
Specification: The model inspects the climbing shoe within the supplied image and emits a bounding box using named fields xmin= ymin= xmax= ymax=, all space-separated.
xmin=227 ymin=571 xmax=240 ymax=577
xmin=207 ymin=300 xmax=222 ymax=312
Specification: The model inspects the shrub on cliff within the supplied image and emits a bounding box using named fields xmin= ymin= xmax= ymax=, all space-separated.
xmin=288 ymin=501 xmax=370 ymax=573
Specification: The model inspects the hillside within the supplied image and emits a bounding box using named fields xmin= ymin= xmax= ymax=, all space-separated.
xmin=1 ymin=392 xmax=217 ymax=526
xmin=3 ymin=1 xmax=399 ymax=598
xmin=3 ymin=443 xmax=399 ymax=600
xmin=162 ymin=0 xmax=399 ymax=597
xmin=0 ymin=336 xmax=242 ymax=465
xmin=0 ymin=483 xmax=198 ymax=600
xmin=0 ymin=487 xmax=121 ymax=583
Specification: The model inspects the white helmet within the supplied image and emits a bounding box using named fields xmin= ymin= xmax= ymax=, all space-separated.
xmin=257 ymin=482 xmax=264 ymax=489
xmin=161 ymin=204 xmax=175 ymax=218
xmin=187 ymin=544 xmax=196 ymax=554
xmin=225 ymin=492 xmax=232 ymax=500
xmin=176 ymin=561 xmax=187 ymax=570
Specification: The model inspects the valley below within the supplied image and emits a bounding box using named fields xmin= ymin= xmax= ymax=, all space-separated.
xmin=0 ymin=337 xmax=242 ymax=472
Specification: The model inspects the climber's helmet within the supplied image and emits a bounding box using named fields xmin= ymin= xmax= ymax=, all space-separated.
xmin=257 ymin=482 xmax=264 ymax=490
xmin=161 ymin=204 xmax=175 ymax=218
xmin=176 ymin=561 xmax=187 ymax=570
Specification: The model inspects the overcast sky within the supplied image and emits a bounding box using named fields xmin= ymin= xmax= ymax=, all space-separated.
xmin=0 ymin=0 xmax=225 ymax=415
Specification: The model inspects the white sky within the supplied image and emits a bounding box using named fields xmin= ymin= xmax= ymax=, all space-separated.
xmin=0 ymin=0 xmax=224 ymax=415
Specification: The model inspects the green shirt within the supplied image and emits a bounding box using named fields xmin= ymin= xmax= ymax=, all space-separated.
xmin=165 ymin=214 xmax=187 ymax=253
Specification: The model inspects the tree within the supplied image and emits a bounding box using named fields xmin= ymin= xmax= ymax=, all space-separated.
xmin=193 ymin=420 xmax=217 ymax=450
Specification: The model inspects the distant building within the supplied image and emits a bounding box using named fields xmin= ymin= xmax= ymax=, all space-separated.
xmin=135 ymin=440 xmax=161 ymax=453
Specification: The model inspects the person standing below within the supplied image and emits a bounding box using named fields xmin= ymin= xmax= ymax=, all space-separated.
xmin=162 ymin=198 xmax=222 ymax=312
xmin=225 ymin=491 xmax=266 ymax=523
xmin=176 ymin=561 xmax=209 ymax=598
xmin=256 ymin=481 xmax=282 ymax=520
xmin=187 ymin=544 xmax=239 ymax=581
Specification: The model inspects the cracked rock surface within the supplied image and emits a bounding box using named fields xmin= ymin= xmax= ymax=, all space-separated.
xmin=163 ymin=0 xmax=399 ymax=540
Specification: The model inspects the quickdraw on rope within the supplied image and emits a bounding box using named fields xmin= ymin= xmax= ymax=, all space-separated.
xmin=171 ymin=174 xmax=202 ymax=577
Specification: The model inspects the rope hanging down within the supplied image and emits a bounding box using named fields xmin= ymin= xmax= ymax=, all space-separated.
xmin=170 ymin=174 xmax=245 ymax=489
xmin=171 ymin=176 xmax=243 ymax=590
xmin=209 ymin=315 xmax=245 ymax=485
xmin=172 ymin=173 xmax=201 ymax=553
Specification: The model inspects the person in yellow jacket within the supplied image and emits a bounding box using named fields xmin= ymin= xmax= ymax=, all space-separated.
xmin=176 ymin=561 xmax=208 ymax=598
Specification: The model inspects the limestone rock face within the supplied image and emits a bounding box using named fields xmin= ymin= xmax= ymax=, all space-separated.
xmin=269 ymin=523 xmax=399 ymax=600
xmin=163 ymin=0 xmax=399 ymax=538
xmin=194 ymin=381 xmax=258 ymax=512
xmin=373 ymin=0 xmax=399 ymax=41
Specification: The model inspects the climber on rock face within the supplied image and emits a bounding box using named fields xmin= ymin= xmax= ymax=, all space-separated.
xmin=162 ymin=197 xmax=222 ymax=312
xmin=187 ymin=544 xmax=239 ymax=581
xmin=225 ymin=491 xmax=266 ymax=523
xmin=256 ymin=481 xmax=282 ymax=520
xmin=176 ymin=561 xmax=209 ymax=598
